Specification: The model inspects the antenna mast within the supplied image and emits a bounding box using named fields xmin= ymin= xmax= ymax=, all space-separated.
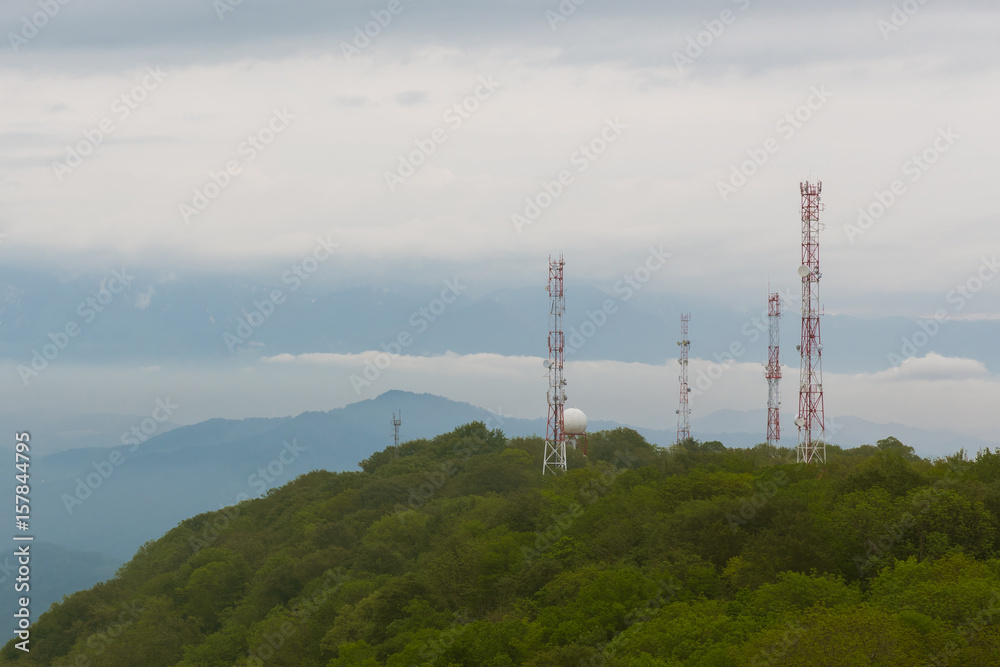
xmin=797 ymin=181 xmax=825 ymax=463
xmin=392 ymin=411 xmax=402 ymax=449
xmin=766 ymin=292 xmax=781 ymax=446
xmin=676 ymin=314 xmax=691 ymax=443
xmin=543 ymin=255 xmax=567 ymax=474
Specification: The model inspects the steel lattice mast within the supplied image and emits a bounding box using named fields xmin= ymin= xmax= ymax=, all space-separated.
xmin=797 ymin=181 xmax=825 ymax=463
xmin=766 ymin=292 xmax=781 ymax=446
xmin=543 ymin=255 xmax=567 ymax=474
xmin=676 ymin=314 xmax=691 ymax=443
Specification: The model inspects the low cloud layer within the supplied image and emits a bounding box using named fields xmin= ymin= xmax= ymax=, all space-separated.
xmin=2 ymin=1 xmax=996 ymax=435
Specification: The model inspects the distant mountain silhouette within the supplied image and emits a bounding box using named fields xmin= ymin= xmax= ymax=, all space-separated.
xmin=18 ymin=390 xmax=990 ymax=565
xmin=0 ymin=390 xmax=987 ymax=633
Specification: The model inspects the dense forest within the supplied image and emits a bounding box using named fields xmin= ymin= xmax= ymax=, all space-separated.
xmin=4 ymin=423 xmax=1000 ymax=666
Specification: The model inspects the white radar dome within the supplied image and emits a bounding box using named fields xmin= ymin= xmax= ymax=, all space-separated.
xmin=564 ymin=408 xmax=588 ymax=435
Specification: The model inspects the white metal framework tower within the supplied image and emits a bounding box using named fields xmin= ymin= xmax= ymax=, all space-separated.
xmin=676 ymin=314 xmax=691 ymax=443
xmin=543 ymin=255 xmax=567 ymax=474
xmin=392 ymin=411 xmax=402 ymax=449
xmin=797 ymin=181 xmax=826 ymax=463
xmin=766 ymin=292 xmax=781 ymax=446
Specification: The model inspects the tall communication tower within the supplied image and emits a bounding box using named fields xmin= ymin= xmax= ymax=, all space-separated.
xmin=765 ymin=292 xmax=781 ymax=446
xmin=676 ymin=314 xmax=691 ymax=443
xmin=796 ymin=181 xmax=825 ymax=463
xmin=392 ymin=411 xmax=402 ymax=449
xmin=543 ymin=255 xmax=567 ymax=474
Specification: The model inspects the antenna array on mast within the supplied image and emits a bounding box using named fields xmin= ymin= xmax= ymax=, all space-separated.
xmin=392 ymin=411 xmax=402 ymax=449
xmin=766 ymin=292 xmax=781 ymax=446
xmin=543 ymin=255 xmax=567 ymax=474
xmin=797 ymin=181 xmax=826 ymax=464
xmin=676 ymin=314 xmax=691 ymax=444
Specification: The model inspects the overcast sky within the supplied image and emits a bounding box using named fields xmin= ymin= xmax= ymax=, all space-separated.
xmin=2 ymin=0 xmax=999 ymax=445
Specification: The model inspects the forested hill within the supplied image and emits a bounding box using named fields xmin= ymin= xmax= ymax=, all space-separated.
xmin=4 ymin=424 xmax=1000 ymax=666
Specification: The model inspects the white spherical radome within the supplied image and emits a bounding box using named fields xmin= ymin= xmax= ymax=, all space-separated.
xmin=563 ymin=408 xmax=588 ymax=435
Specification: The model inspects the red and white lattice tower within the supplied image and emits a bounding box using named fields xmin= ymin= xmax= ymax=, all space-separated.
xmin=543 ymin=255 xmax=567 ymax=474
xmin=765 ymin=292 xmax=781 ymax=446
xmin=797 ymin=182 xmax=825 ymax=463
xmin=676 ymin=314 xmax=691 ymax=443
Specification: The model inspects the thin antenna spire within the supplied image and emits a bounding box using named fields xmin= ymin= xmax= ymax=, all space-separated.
xmin=766 ymin=292 xmax=781 ymax=446
xmin=676 ymin=314 xmax=691 ymax=443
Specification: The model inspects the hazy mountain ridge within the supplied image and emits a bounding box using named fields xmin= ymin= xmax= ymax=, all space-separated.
xmin=3 ymin=390 xmax=991 ymax=643
xmin=3 ymin=421 xmax=998 ymax=665
xmin=15 ymin=391 xmax=991 ymax=561
xmin=0 ymin=410 xmax=182 ymax=454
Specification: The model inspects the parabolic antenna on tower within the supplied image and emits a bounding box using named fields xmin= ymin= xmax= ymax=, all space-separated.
xmin=564 ymin=408 xmax=588 ymax=435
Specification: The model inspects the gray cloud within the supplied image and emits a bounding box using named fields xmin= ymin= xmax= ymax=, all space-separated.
xmin=0 ymin=1 xmax=996 ymax=342
xmin=3 ymin=1 xmax=995 ymax=72
xmin=395 ymin=90 xmax=427 ymax=106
